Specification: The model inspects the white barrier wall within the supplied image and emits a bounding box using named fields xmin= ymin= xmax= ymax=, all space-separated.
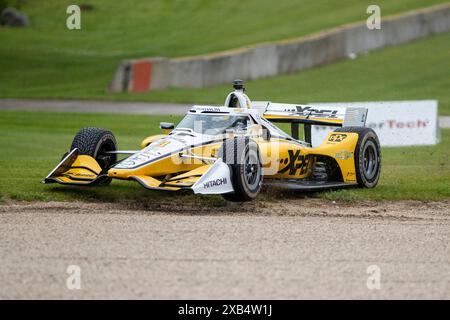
xmin=311 ymin=101 xmax=439 ymax=147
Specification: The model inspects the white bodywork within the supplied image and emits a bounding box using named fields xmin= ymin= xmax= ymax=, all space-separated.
xmin=191 ymin=159 xmax=234 ymax=195
xmin=114 ymin=130 xmax=221 ymax=170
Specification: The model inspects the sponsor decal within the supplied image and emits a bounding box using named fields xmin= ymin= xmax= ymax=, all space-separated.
xmin=196 ymin=107 xmax=223 ymax=113
xmin=157 ymin=140 xmax=170 ymax=147
xmin=296 ymin=106 xmax=339 ymax=119
xmin=346 ymin=171 xmax=356 ymax=182
xmin=315 ymin=119 xmax=429 ymax=132
xmin=134 ymin=153 xmax=153 ymax=162
xmin=335 ymin=150 xmax=353 ymax=160
xmin=278 ymin=150 xmax=310 ymax=176
xmin=116 ymin=149 xmax=161 ymax=168
xmin=378 ymin=119 xmax=429 ymax=129
xmin=118 ymin=160 xmax=135 ymax=167
xmin=328 ymin=133 xmax=347 ymax=143
xmin=67 ymin=171 xmax=95 ymax=178
xmin=203 ymin=178 xmax=227 ymax=189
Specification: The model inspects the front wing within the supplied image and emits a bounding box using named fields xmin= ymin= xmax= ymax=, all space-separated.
xmin=43 ymin=149 xmax=110 ymax=185
xmin=43 ymin=149 xmax=234 ymax=195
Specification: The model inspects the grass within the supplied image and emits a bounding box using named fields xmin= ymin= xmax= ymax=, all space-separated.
xmin=0 ymin=110 xmax=448 ymax=203
xmin=1 ymin=0 xmax=449 ymax=115
xmin=322 ymin=139 xmax=450 ymax=201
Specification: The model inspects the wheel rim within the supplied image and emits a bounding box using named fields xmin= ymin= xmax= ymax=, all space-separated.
xmin=362 ymin=141 xmax=378 ymax=180
xmin=243 ymin=149 xmax=261 ymax=190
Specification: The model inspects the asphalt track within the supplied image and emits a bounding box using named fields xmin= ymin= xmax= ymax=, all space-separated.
xmin=1 ymin=199 xmax=449 ymax=299
xmin=1 ymin=99 xmax=450 ymax=128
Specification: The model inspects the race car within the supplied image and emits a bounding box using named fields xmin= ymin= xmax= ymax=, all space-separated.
xmin=43 ymin=80 xmax=381 ymax=201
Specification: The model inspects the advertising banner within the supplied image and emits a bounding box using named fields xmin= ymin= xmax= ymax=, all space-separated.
xmin=311 ymin=101 xmax=439 ymax=147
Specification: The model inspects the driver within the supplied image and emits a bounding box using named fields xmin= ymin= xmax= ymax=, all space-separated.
xmin=229 ymin=118 xmax=247 ymax=130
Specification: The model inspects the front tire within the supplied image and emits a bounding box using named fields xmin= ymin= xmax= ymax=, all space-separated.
xmin=70 ymin=127 xmax=117 ymax=185
xmin=218 ymin=137 xmax=263 ymax=202
xmin=334 ymin=127 xmax=381 ymax=188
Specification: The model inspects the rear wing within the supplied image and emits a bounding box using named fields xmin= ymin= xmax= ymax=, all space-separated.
xmin=253 ymin=101 xmax=368 ymax=142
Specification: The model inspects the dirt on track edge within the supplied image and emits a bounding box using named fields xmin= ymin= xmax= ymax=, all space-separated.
xmin=1 ymin=198 xmax=449 ymax=221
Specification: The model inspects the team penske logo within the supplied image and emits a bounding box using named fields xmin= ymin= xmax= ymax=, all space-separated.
xmin=203 ymin=178 xmax=227 ymax=189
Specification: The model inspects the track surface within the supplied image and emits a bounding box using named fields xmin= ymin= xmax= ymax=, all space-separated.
xmin=0 ymin=199 xmax=449 ymax=299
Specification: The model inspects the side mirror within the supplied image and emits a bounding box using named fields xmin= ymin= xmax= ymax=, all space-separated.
xmin=160 ymin=122 xmax=174 ymax=134
xmin=262 ymin=125 xmax=271 ymax=141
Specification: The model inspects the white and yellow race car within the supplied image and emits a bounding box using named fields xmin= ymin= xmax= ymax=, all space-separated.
xmin=43 ymin=80 xmax=381 ymax=201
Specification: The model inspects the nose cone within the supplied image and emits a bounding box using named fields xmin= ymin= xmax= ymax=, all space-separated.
xmin=111 ymin=133 xmax=198 ymax=171
xmin=107 ymin=168 xmax=128 ymax=179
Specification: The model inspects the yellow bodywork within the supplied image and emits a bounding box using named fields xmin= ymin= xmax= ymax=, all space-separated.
xmin=308 ymin=132 xmax=359 ymax=183
xmin=114 ymin=164 xmax=213 ymax=191
xmin=140 ymin=134 xmax=167 ymax=149
xmin=230 ymin=133 xmax=358 ymax=183
xmin=45 ymin=155 xmax=103 ymax=185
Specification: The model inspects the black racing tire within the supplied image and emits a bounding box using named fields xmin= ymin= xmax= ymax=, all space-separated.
xmin=218 ymin=137 xmax=263 ymax=202
xmin=334 ymin=127 xmax=381 ymax=188
xmin=60 ymin=152 xmax=69 ymax=161
xmin=70 ymin=127 xmax=117 ymax=185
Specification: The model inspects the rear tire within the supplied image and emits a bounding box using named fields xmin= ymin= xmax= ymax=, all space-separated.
xmin=70 ymin=127 xmax=117 ymax=185
xmin=334 ymin=127 xmax=381 ymax=188
xmin=218 ymin=137 xmax=263 ymax=202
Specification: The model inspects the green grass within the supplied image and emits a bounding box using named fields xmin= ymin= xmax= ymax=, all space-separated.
xmin=1 ymin=0 xmax=449 ymax=115
xmin=0 ymin=110 xmax=449 ymax=203
xmin=322 ymin=141 xmax=450 ymax=201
